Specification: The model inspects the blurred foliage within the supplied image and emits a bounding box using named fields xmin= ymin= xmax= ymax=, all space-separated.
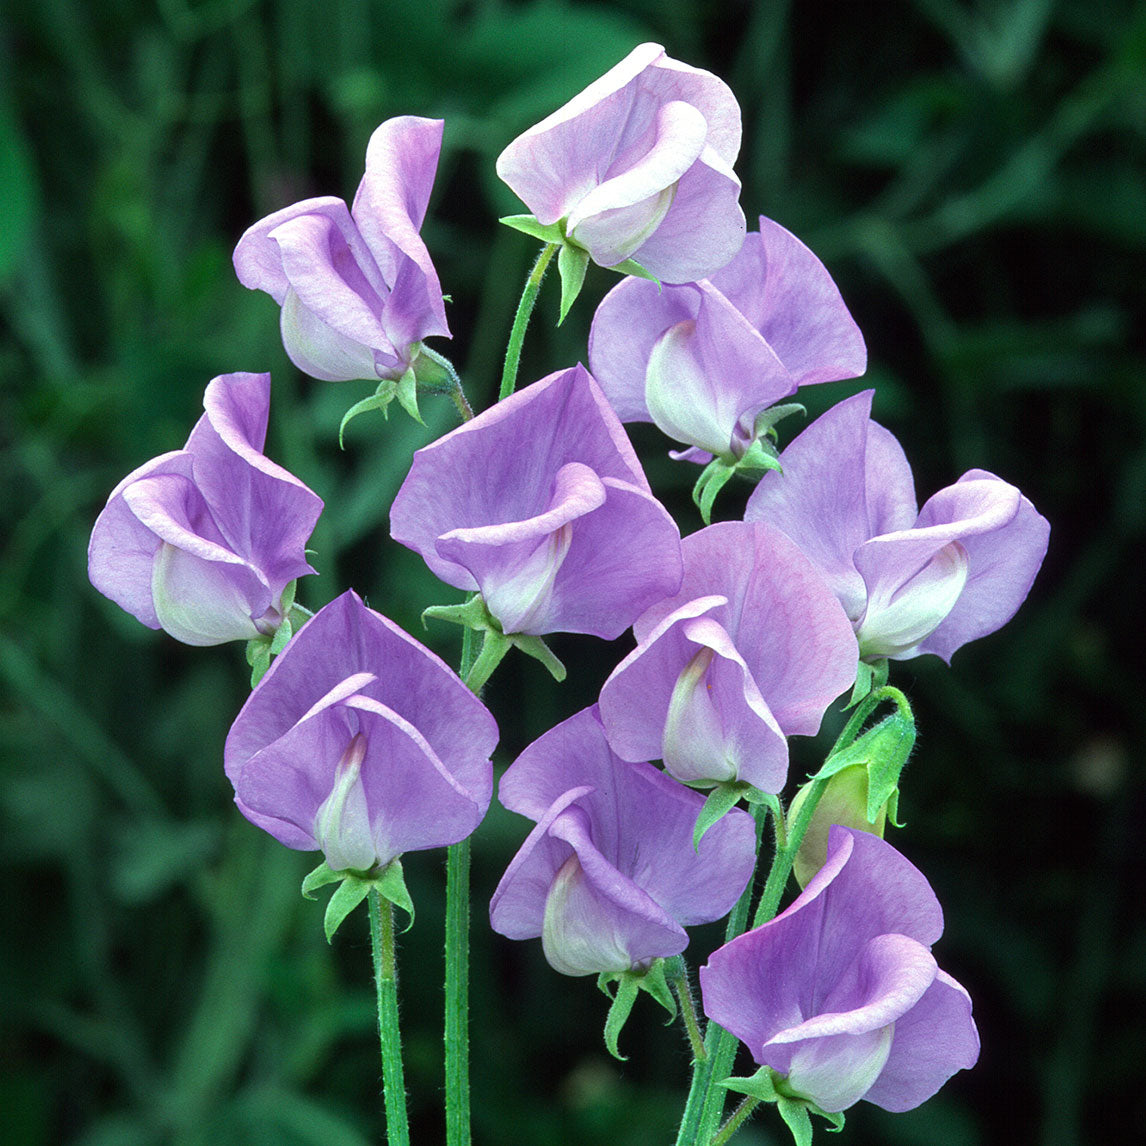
xmin=1 ymin=0 xmax=1144 ymax=1143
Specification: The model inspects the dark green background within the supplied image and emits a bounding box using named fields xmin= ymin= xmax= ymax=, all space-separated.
xmin=2 ymin=1 xmax=1143 ymax=1143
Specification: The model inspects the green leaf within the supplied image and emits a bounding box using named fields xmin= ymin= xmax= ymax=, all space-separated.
xmin=499 ymin=214 xmax=565 ymax=244
xmin=557 ymin=242 xmax=590 ymax=324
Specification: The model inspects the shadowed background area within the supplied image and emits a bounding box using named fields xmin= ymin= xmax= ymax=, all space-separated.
xmin=2 ymin=1 xmax=1144 ymax=1143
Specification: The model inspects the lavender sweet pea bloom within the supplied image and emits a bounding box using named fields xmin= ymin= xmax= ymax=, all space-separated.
xmin=598 ymin=521 xmax=857 ymax=791
xmin=490 ymin=706 xmax=756 ymax=976
xmin=700 ymin=827 xmax=980 ymax=1113
xmin=233 ymin=116 xmax=449 ymax=382
xmin=88 ymin=372 xmax=322 ymax=646
xmin=225 ymin=590 xmax=497 ymax=871
xmin=745 ymin=391 xmax=1050 ymax=661
xmin=390 ymin=364 xmax=683 ymax=639
xmin=496 ymin=43 xmax=745 ymax=284
xmin=588 ymin=216 xmax=866 ymax=463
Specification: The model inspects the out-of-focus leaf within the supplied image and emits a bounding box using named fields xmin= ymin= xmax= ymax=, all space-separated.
xmin=0 ymin=99 xmax=38 ymax=283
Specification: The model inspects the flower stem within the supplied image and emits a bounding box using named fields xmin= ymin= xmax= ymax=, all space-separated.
xmin=444 ymin=838 xmax=471 ymax=1146
xmin=669 ymin=962 xmax=708 ymax=1065
xmin=499 ymin=242 xmax=558 ymax=401
xmin=368 ymin=890 xmax=410 ymax=1146
xmin=674 ymin=805 xmax=767 ymax=1146
xmin=710 ymin=1096 xmax=761 ymax=1146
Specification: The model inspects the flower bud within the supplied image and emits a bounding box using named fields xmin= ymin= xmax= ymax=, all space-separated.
xmin=789 ymin=765 xmax=887 ymax=888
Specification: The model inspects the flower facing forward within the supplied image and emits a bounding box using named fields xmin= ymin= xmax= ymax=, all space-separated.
xmin=700 ymin=827 xmax=980 ymax=1113
xmin=745 ymin=391 xmax=1050 ymax=660
xmin=598 ymin=521 xmax=857 ymax=791
xmin=390 ymin=364 xmax=683 ymax=640
xmin=233 ymin=117 xmax=450 ymax=382
xmin=588 ymin=216 xmax=866 ymax=463
xmin=88 ymin=372 xmax=322 ymax=645
xmin=496 ymin=43 xmax=745 ymax=284
xmin=489 ymin=706 xmax=755 ymax=976
xmin=225 ymin=590 xmax=497 ymax=871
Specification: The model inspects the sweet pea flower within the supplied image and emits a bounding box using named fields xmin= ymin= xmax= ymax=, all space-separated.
xmin=390 ymin=364 xmax=683 ymax=640
xmin=700 ymin=826 xmax=980 ymax=1113
xmin=745 ymin=391 xmax=1050 ymax=661
xmin=588 ymin=216 xmax=866 ymax=463
xmin=233 ymin=116 xmax=450 ymax=382
xmin=225 ymin=590 xmax=497 ymax=871
xmin=598 ymin=521 xmax=857 ymax=791
xmin=88 ymin=372 xmax=322 ymax=646
xmin=496 ymin=43 xmax=745 ymax=284
xmin=489 ymin=706 xmax=755 ymax=976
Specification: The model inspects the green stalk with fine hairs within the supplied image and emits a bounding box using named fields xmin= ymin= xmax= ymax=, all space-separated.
xmin=499 ymin=243 xmax=558 ymax=400
xmin=369 ymin=890 xmax=410 ymax=1146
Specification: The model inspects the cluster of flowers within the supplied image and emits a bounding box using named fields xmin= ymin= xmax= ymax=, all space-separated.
xmin=88 ymin=44 xmax=1048 ymax=1131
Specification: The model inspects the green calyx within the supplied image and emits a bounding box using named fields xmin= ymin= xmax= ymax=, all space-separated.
xmin=692 ymin=782 xmax=773 ymax=850
xmin=722 ymin=1067 xmax=845 ymax=1145
xmin=302 ymin=857 xmax=414 ymax=944
xmin=244 ymin=583 xmax=313 ymax=686
xmin=422 ymin=594 xmax=566 ymax=692
xmin=596 ymin=957 xmax=678 ymax=1061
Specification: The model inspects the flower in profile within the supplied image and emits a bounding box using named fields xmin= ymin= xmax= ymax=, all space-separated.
xmin=588 ymin=215 xmax=866 ymax=464
xmin=390 ymin=364 xmax=682 ymax=640
xmin=598 ymin=521 xmax=857 ymax=791
xmin=700 ymin=826 xmax=980 ymax=1113
xmin=489 ymin=706 xmax=755 ymax=976
xmin=88 ymin=372 xmax=322 ymax=646
xmin=745 ymin=390 xmax=1050 ymax=661
xmin=224 ymin=591 xmax=497 ymax=872
xmin=233 ymin=116 xmax=450 ymax=383
xmin=496 ymin=42 xmax=745 ymax=284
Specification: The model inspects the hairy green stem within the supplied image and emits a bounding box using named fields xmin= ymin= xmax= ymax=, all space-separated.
xmin=369 ymin=890 xmax=410 ymax=1146
xmin=710 ymin=1096 xmax=761 ymax=1146
xmin=444 ymin=838 xmax=471 ymax=1146
xmin=499 ymin=242 xmax=558 ymax=400
xmin=670 ymin=962 xmax=708 ymax=1065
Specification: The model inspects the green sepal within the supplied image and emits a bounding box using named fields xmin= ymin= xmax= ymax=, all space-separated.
xmin=301 ymin=860 xmax=343 ymax=898
xmin=423 ymin=595 xmax=566 ymax=689
xmin=733 ymin=435 xmax=784 ymax=480
xmin=395 ymin=364 xmax=422 ymax=424
xmin=864 ymin=712 xmax=914 ymax=823
xmin=509 ymin=634 xmax=566 ymax=683
xmin=847 ymin=658 xmax=889 ymax=708
xmin=753 ymin=402 xmax=806 ymax=442
xmin=323 ymin=874 xmax=373 ymax=943
xmin=301 ymin=859 xmax=415 ymax=943
xmin=693 ymin=782 xmax=750 ymax=850
xmin=245 ymin=592 xmax=301 ymax=687
xmin=692 ymin=458 xmax=738 ymax=525
xmin=597 ymin=959 xmax=676 ymax=1061
xmin=608 ymin=257 xmax=660 ymax=287
xmin=245 ymin=637 xmax=272 ymax=687
xmin=557 ymin=242 xmax=590 ymax=325
xmin=499 ymin=214 xmax=565 ymax=244
xmin=339 ymin=383 xmax=395 ymax=448
xmin=722 ymin=1067 xmax=845 ymax=1145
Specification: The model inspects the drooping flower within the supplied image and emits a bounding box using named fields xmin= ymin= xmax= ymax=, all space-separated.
xmin=496 ymin=42 xmax=745 ymax=284
xmin=390 ymin=364 xmax=683 ymax=640
xmin=489 ymin=706 xmax=756 ymax=976
xmin=224 ymin=590 xmax=497 ymax=871
xmin=88 ymin=372 xmax=322 ymax=646
xmin=588 ymin=215 xmax=866 ymax=464
xmin=597 ymin=521 xmax=857 ymax=791
xmin=233 ymin=116 xmax=450 ymax=383
xmin=700 ymin=826 xmax=980 ymax=1113
xmin=744 ymin=390 xmax=1050 ymax=661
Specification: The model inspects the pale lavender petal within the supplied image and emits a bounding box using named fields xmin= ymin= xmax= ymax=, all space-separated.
xmin=746 ymin=392 xmax=894 ymax=617
xmin=863 ymin=970 xmax=980 ymax=1112
xmin=626 ymin=149 xmax=746 ymax=283
xmin=632 ymin=522 xmax=858 ymax=736
xmin=353 ymin=116 xmax=450 ymax=348
xmin=588 ymin=278 xmax=699 ymax=423
xmin=497 ymin=706 xmax=755 ymax=931
xmin=917 ymin=470 xmax=1050 ymax=662
xmin=279 ymin=290 xmax=383 ymax=382
xmin=185 ymin=373 xmax=322 ymax=594
xmin=88 ymin=450 xmax=196 ymax=629
xmin=710 ymin=217 xmax=866 ymax=388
